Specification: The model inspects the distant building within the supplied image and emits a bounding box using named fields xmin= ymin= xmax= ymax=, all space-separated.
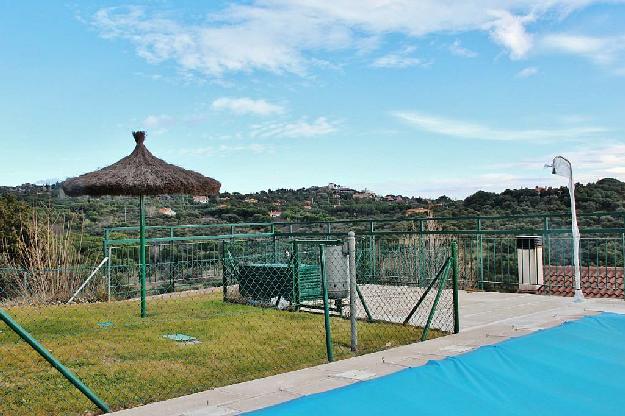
xmin=385 ymin=194 xmax=404 ymax=202
xmin=405 ymin=207 xmax=431 ymax=216
xmin=193 ymin=196 xmax=209 ymax=204
xmin=353 ymin=190 xmax=376 ymax=200
xmin=244 ymin=198 xmax=258 ymax=204
xmin=269 ymin=210 xmax=282 ymax=218
xmin=158 ymin=207 xmax=176 ymax=217
xmin=327 ymin=183 xmax=356 ymax=193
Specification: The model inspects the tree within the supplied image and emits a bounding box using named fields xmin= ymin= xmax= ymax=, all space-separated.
xmin=0 ymin=195 xmax=31 ymax=263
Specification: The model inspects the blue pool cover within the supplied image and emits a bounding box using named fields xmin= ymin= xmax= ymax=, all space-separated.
xmin=248 ymin=312 xmax=625 ymax=415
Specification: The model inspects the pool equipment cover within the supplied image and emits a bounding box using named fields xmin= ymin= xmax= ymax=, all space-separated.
xmin=247 ymin=313 xmax=625 ymax=415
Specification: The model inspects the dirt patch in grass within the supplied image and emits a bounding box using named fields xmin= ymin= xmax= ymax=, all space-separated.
xmin=0 ymin=292 xmax=444 ymax=415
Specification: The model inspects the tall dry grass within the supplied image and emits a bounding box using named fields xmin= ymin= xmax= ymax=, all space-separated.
xmin=1 ymin=208 xmax=100 ymax=304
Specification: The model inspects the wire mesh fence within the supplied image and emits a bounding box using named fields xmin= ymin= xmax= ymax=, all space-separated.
xmin=0 ymin=232 xmax=458 ymax=416
xmin=4 ymin=212 xmax=625 ymax=415
xmin=449 ymin=233 xmax=625 ymax=296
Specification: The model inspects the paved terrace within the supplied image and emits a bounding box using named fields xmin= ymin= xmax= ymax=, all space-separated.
xmin=112 ymin=292 xmax=625 ymax=416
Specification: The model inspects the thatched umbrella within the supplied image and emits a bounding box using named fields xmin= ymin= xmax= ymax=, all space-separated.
xmin=63 ymin=131 xmax=221 ymax=317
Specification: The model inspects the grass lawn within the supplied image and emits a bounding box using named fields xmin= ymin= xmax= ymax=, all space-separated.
xmin=0 ymin=292 xmax=443 ymax=415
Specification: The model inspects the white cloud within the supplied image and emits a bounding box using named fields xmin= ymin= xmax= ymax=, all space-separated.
xmin=449 ymin=40 xmax=477 ymax=58
xmin=362 ymin=142 xmax=625 ymax=198
xmin=540 ymin=33 xmax=625 ymax=73
xmin=485 ymin=10 xmax=534 ymax=59
xmin=211 ymin=97 xmax=284 ymax=116
xmin=516 ymin=66 xmax=539 ymax=78
xmin=141 ymin=114 xmax=176 ymax=135
xmin=91 ymin=2 xmax=599 ymax=77
xmin=143 ymin=114 xmax=175 ymax=129
xmin=179 ymin=143 xmax=268 ymax=156
xmin=250 ymin=117 xmax=338 ymax=138
xmin=392 ymin=111 xmax=607 ymax=142
xmin=489 ymin=143 xmax=625 ymax=184
xmin=372 ymin=46 xmax=427 ymax=68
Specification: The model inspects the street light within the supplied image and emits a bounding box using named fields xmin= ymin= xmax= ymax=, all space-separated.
xmin=545 ymin=156 xmax=584 ymax=302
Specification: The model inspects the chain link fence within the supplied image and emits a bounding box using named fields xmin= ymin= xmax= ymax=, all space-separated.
xmin=0 ymin=232 xmax=458 ymax=416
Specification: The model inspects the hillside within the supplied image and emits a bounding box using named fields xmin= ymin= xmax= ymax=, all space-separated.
xmin=2 ymin=178 xmax=625 ymax=231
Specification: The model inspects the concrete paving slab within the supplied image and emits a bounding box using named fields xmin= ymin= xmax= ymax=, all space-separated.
xmin=181 ymin=406 xmax=238 ymax=416
xmin=282 ymin=375 xmax=355 ymax=396
xmin=226 ymin=391 xmax=300 ymax=413
xmin=332 ymin=370 xmax=377 ymax=381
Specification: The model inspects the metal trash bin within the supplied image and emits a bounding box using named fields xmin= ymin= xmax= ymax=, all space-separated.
xmin=324 ymin=245 xmax=349 ymax=299
xmin=516 ymin=236 xmax=544 ymax=291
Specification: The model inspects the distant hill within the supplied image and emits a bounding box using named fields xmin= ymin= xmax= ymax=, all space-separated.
xmin=2 ymin=179 xmax=625 ymax=234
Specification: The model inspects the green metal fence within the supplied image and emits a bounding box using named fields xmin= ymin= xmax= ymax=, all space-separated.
xmin=2 ymin=211 xmax=624 ymax=415
xmin=1 ymin=228 xmax=458 ymax=416
xmin=267 ymin=212 xmax=625 ymax=298
xmin=93 ymin=212 xmax=625 ymax=300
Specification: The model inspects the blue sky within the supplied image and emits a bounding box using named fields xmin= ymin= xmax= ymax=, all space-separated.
xmin=2 ymin=1 xmax=625 ymax=198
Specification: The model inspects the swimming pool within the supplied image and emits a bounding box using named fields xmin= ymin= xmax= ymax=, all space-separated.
xmin=247 ymin=312 xmax=625 ymax=415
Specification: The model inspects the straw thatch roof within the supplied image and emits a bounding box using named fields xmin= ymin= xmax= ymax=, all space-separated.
xmin=62 ymin=131 xmax=221 ymax=197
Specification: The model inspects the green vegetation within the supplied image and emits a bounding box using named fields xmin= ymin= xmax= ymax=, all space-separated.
xmin=3 ymin=178 xmax=625 ymax=279
xmin=0 ymin=292 xmax=436 ymax=415
xmin=4 ymin=178 xmax=625 ymax=231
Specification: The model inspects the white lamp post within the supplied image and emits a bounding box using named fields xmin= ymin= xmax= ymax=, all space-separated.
xmin=545 ymin=156 xmax=584 ymax=302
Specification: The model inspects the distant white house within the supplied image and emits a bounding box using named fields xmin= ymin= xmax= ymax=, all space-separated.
xmin=193 ymin=196 xmax=209 ymax=204
xmin=327 ymin=183 xmax=356 ymax=193
xmin=269 ymin=210 xmax=282 ymax=218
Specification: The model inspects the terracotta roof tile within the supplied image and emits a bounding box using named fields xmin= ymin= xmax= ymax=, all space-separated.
xmin=538 ymin=265 xmax=624 ymax=298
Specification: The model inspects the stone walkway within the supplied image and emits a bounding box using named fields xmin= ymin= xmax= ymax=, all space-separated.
xmin=111 ymin=292 xmax=625 ymax=416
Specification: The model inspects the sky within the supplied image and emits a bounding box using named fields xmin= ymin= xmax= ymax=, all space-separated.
xmin=1 ymin=1 xmax=625 ymax=198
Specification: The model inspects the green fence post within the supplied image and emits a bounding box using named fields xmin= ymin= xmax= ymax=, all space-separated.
xmin=271 ymin=224 xmax=277 ymax=262
xmin=139 ymin=195 xmax=147 ymax=318
xmin=169 ymin=227 xmax=175 ymax=293
xmin=477 ymin=217 xmax=484 ymax=290
xmin=421 ymin=259 xmax=451 ymax=341
xmin=103 ymin=229 xmax=112 ymax=301
xmin=319 ymin=245 xmax=334 ymax=362
xmin=544 ymin=216 xmax=550 ymax=295
xmin=0 ymin=307 xmax=111 ymax=413
xmin=369 ymin=221 xmax=376 ymax=280
xmin=222 ymin=240 xmax=228 ymax=301
xmin=292 ymin=242 xmax=300 ymax=307
xmin=418 ymin=220 xmax=425 ymax=286
xmin=452 ymin=241 xmax=460 ymax=334
xmin=347 ymin=231 xmax=358 ymax=352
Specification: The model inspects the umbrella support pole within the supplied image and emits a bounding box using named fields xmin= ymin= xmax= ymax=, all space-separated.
xmin=140 ymin=195 xmax=147 ymax=317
